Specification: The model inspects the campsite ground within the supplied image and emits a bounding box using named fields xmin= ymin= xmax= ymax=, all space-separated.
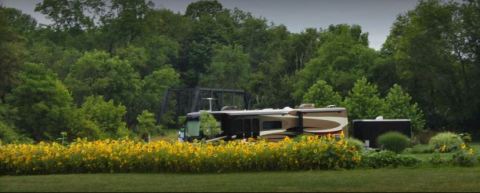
xmin=1 ymin=167 xmax=480 ymax=192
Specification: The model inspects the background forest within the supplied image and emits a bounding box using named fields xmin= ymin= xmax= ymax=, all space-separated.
xmin=0 ymin=0 xmax=479 ymax=143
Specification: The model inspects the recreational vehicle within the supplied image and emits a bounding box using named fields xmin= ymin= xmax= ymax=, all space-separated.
xmin=182 ymin=105 xmax=348 ymax=142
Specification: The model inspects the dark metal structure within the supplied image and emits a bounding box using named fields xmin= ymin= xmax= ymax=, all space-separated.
xmin=158 ymin=87 xmax=252 ymax=125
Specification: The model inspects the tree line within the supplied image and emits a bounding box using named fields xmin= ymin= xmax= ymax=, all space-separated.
xmin=0 ymin=0 xmax=479 ymax=143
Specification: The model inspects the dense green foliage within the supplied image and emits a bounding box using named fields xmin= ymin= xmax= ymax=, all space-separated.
xmin=136 ymin=110 xmax=163 ymax=137
xmin=342 ymin=77 xmax=384 ymax=121
xmin=346 ymin=138 xmax=365 ymax=152
xmin=429 ymin=132 xmax=464 ymax=152
xmin=0 ymin=0 xmax=479 ymax=142
xmin=361 ymin=150 xmax=421 ymax=168
xmin=382 ymin=84 xmax=425 ymax=132
xmin=303 ymin=80 xmax=342 ymax=107
xmin=199 ymin=111 xmax=221 ymax=138
xmin=75 ymin=95 xmax=129 ymax=139
xmin=6 ymin=63 xmax=75 ymax=141
xmin=377 ymin=132 xmax=411 ymax=153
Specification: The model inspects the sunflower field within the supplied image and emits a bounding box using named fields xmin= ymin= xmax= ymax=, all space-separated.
xmin=0 ymin=134 xmax=362 ymax=175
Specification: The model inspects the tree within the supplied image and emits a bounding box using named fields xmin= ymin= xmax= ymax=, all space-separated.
xmin=185 ymin=0 xmax=223 ymax=19
xmin=343 ymin=77 xmax=384 ymax=121
xmin=286 ymin=28 xmax=320 ymax=72
xmin=1 ymin=6 xmax=37 ymax=36
xmin=99 ymin=0 xmax=154 ymax=51
xmin=382 ymin=84 xmax=425 ymax=132
xmin=0 ymin=102 xmax=25 ymax=144
xmin=459 ymin=0 xmax=480 ymax=131
xmin=77 ymin=95 xmax=129 ymax=138
xmin=65 ymin=50 xmax=141 ymax=122
xmin=200 ymin=45 xmax=250 ymax=89
xmin=294 ymin=24 xmax=377 ymax=101
xmin=26 ymin=41 xmax=82 ymax=79
xmin=35 ymin=0 xmax=104 ymax=32
xmin=199 ymin=111 xmax=221 ymax=138
xmin=143 ymin=36 xmax=180 ymax=73
xmin=115 ymin=45 xmax=149 ymax=76
xmin=0 ymin=7 xmax=27 ymax=100
xmin=380 ymin=0 xmax=477 ymax=131
xmin=180 ymin=0 xmax=232 ymax=87
xmin=136 ymin=110 xmax=162 ymax=137
xmin=141 ymin=67 xmax=180 ymax=112
xmin=303 ymin=80 xmax=342 ymax=108
xmin=6 ymin=63 xmax=75 ymax=141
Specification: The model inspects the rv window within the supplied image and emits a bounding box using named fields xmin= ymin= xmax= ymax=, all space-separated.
xmin=262 ymin=121 xmax=282 ymax=130
xmin=186 ymin=120 xmax=200 ymax=137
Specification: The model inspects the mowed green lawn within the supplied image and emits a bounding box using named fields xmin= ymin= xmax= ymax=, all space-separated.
xmin=1 ymin=167 xmax=480 ymax=192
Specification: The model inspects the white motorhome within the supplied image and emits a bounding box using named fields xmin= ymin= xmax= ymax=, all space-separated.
xmin=182 ymin=105 xmax=348 ymax=141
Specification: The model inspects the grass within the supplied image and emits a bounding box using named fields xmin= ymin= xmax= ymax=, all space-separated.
xmin=402 ymin=142 xmax=480 ymax=161
xmin=150 ymin=129 xmax=179 ymax=142
xmin=2 ymin=167 xmax=480 ymax=192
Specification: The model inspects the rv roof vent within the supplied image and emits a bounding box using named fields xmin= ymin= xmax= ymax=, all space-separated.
xmin=299 ymin=103 xmax=315 ymax=109
xmin=327 ymin=105 xmax=336 ymax=108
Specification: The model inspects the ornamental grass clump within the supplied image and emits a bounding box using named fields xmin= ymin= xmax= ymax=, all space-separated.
xmin=428 ymin=132 xmax=464 ymax=153
xmin=0 ymin=134 xmax=362 ymax=175
xmin=377 ymin=132 xmax=410 ymax=153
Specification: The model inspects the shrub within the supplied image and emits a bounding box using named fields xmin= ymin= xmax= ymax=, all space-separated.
xmin=361 ymin=150 xmax=421 ymax=168
xmin=451 ymin=144 xmax=477 ymax=167
xmin=77 ymin=96 xmax=128 ymax=139
xmin=404 ymin=144 xmax=434 ymax=154
xmin=428 ymin=151 xmax=447 ymax=166
xmin=346 ymin=138 xmax=365 ymax=151
xmin=0 ymin=121 xmax=32 ymax=144
xmin=428 ymin=132 xmax=463 ymax=153
xmin=377 ymin=132 xmax=410 ymax=153
xmin=0 ymin=135 xmax=362 ymax=174
xmin=458 ymin=133 xmax=472 ymax=144
xmin=137 ymin=110 xmax=163 ymax=137
xmin=0 ymin=122 xmax=21 ymax=144
xmin=199 ymin=112 xmax=221 ymax=138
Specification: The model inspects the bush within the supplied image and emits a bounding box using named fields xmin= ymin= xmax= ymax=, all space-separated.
xmin=377 ymin=132 xmax=410 ymax=153
xmin=458 ymin=133 xmax=472 ymax=144
xmin=77 ymin=96 xmax=128 ymax=139
xmin=428 ymin=151 xmax=447 ymax=166
xmin=0 ymin=121 xmax=32 ymax=144
xmin=361 ymin=150 xmax=421 ymax=168
xmin=451 ymin=145 xmax=477 ymax=167
xmin=137 ymin=110 xmax=163 ymax=137
xmin=404 ymin=144 xmax=434 ymax=154
xmin=0 ymin=122 xmax=20 ymax=144
xmin=428 ymin=132 xmax=463 ymax=153
xmin=199 ymin=112 xmax=221 ymax=138
xmin=346 ymin=138 xmax=365 ymax=151
xmin=0 ymin=135 xmax=362 ymax=174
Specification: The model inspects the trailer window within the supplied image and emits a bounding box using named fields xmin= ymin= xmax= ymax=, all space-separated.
xmin=262 ymin=121 xmax=282 ymax=130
